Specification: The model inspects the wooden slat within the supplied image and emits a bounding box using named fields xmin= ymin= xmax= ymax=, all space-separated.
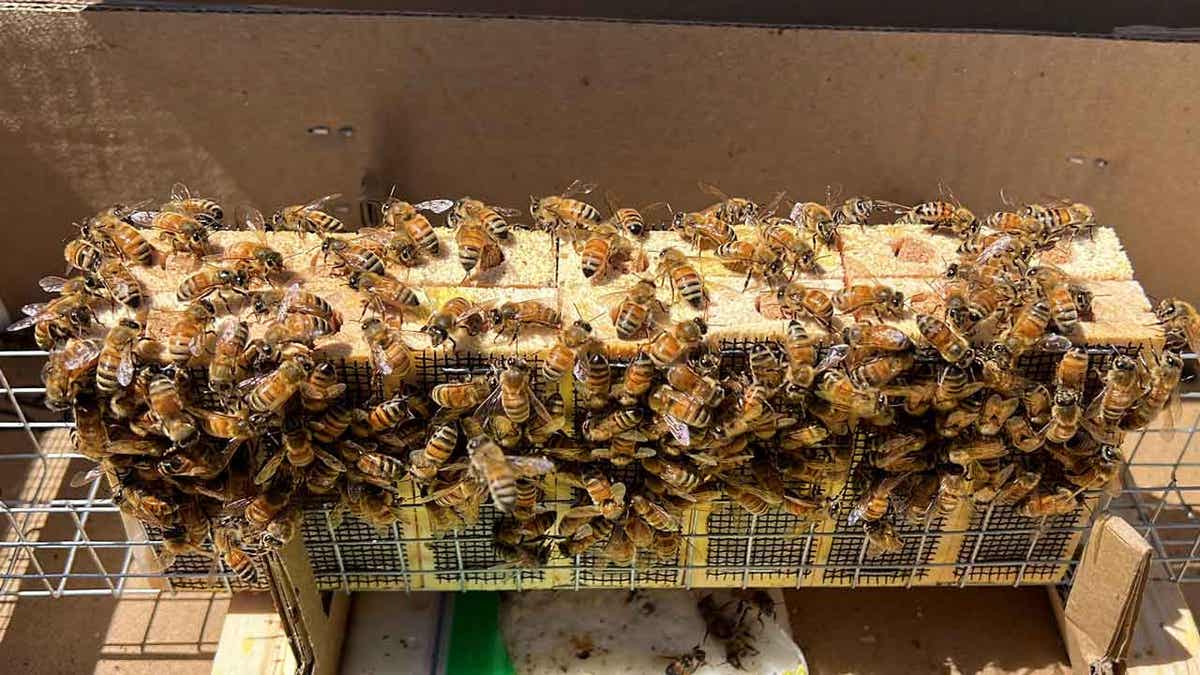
xmin=211 ymin=593 xmax=296 ymax=675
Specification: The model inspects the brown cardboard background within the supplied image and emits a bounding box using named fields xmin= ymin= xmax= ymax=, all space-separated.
xmin=1 ymin=8 xmax=1197 ymax=310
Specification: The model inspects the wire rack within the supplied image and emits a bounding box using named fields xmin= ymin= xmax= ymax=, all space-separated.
xmin=1 ymin=346 xmax=1199 ymax=598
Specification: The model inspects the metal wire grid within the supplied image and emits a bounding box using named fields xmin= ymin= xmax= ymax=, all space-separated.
xmin=2 ymin=344 xmax=1199 ymax=596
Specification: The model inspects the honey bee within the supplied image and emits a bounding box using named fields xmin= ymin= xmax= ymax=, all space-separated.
xmin=933 ymin=365 xmax=986 ymax=412
xmin=790 ymin=200 xmax=839 ymax=249
xmin=1054 ymin=346 xmax=1089 ymax=396
xmin=112 ymin=484 xmax=179 ymax=528
xmin=580 ymin=471 xmax=627 ymax=521
xmin=916 ymin=313 xmax=972 ymax=363
xmin=147 ymin=372 xmax=196 ymax=444
xmin=190 ymin=406 xmax=255 ymax=442
xmin=778 ymin=423 xmax=831 ymax=451
xmin=601 ymin=278 xmax=665 ymax=341
xmin=780 ymin=320 xmax=819 ymax=391
xmin=697 ymin=181 xmax=763 ymax=226
xmin=725 ymin=480 xmax=781 ymax=516
xmin=604 ymin=192 xmax=660 ymax=237
xmin=574 ymin=222 xmax=647 ymax=281
xmin=163 ymin=301 xmax=212 ymax=365
xmin=542 ymin=319 xmax=596 ymax=382
xmin=530 ymin=180 xmax=602 ymax=232
xmin=87 ymin=207 xmax=155 ymax=266
xmin=666 ymin=361 xmax=724 ymax=406
xmin=204 ymin=319 xmax=247 ymax=394
xmin=843 ymin=322 xmax=912 ymax=357
xmin=94 ymin=259 xmax=145 ymax=309
xmin=161 ymin=183 xmax=223 ymax=228
xmin=139 ymin=208 xmax=210 ymax=259
xmin=1019 ymin=486 xmax=1081 ymax=518
xmin=1020 ymin=201 xmax=1095 ymax=239
xmin=583 ymin=408 xmax=644 ymax=442
xmin=833 ymin=283 xmax=906 ymax=319
xmin=935 ymin=395 xmax=981 ymax=438
xmin=649 ymin=385 xmax=712 ymax=438
xmin=1124 ymin=350 xmax=1184 ymax=430
xmin=360 ymin=317 xmax=414 ymax=381
xmin=1083 ymin=354 xmax=1140 ymax=439
xmin=642 ymin=457 xmax=702 ymax=494
xmin=672 ymin=209 xmax=736 ymax=250
xmin=479 ymin=359 xmax=547 ymax=425
xmin=454 ymin=217 xmax=505 ymax=280
xmin=8 ymin=295 xmax=96 ymax=350
xmin=95 ymin=318 xmax=142 ymax=394
xmin=935 ymin=470 xmax=972 ymax=516
xmin=64 ymin=237 xmax=105 ymax=272
xmin=1002 ymin=415 xmax=1043 ymax=453
xmin=899 ymin=200 xmax=978 ymax=238
xmin=260 ymin=313 xmax=336 ymax=351
xmin=271 ymin=194 xmax=343 ymax=234
xmin=1044 ymin=388 xmax=1082 ymax=444
xmin=177 ymin=264 xmax=249 ymax=302
xmin=815 ymin=369 xmax=885 ymax=418
xmin=381 ymin=196 xmax=443 ymax=254
xmin=431 ymin=375 xmax=493 ymax=414
xmin=1155 ymin=299 xmax=1200 ymax=355
xmin=70 ymin=397 xmax=109 ymax=459
xmin=773 ymin=281 xmax=835 ymax=330
xmin=1023 ymin=384 xmax=1053 ymax=427
xmin=850 ymin=473 xmax=906 ymax=524
xmin=215 ymin=210 xmax=285 ymax=277
xmin=465 ymin=435 xmax=553 ymax=513
xmin=490 ymin=299 xmax=561 ymax=343
xmin=579 ymin=350 xmax=613 ymax=409
xmin=977 ymin=393 xmax=1021 ymax=436
xmin=656 ymin=248 xmax=709 ymax=310
xmin=423 ymin=296 xmax=489 ymax=348
xmin=1028 ymin=266 xmax=1079 ymax=334
xmin=307 ymin=403 xmax=355 ymax=444
xmin=409 ymin=422 xmax=459 ymax=483
xmin=298 ymin=361 xmax=345 ymax=413
xmin=850 ymin=353 xmax=914 ymax=388
xmin=864 ymin=521 xmax=904 ymax=557
xmin=245 ymin=357 xmax=310 ymax=413
xmin=348 ymin=271 xmax=421 ymax=316
xmin=449 ymin=197 xmax=521 ymax=241
xmin=872 ymin=430 xmax=927 ymax=471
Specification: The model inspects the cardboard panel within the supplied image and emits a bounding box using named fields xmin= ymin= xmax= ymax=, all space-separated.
xmin=2 ymin=9 xmax=1198 ymax=310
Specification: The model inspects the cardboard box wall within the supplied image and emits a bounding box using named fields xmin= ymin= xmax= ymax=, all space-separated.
xmin=2 ymin=5 xmax=1199 ymax=311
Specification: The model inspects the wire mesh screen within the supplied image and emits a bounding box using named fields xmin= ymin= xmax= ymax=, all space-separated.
xmin=2 ymin=342 xmax=1200 ymax=597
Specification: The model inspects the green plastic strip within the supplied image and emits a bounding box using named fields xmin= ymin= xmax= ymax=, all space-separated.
xmin=445 ymin=592 xmax=515 ymax=675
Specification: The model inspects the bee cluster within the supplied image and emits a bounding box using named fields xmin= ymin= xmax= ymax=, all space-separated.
xmin=14 ymin=180 xmax=1193 ymax=586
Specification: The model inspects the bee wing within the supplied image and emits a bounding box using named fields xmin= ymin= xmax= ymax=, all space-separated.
xmin=473 ymin=384 xmax=503 ymax=418
xmin=371 ymin=345 xmax=394 ymax=376
xmin=20 ymin=302 xmax=48 ymax=317
xmin=611 ymin=482 xmax=627 ymax=503
xmin=39 ymin=276 xmax=70 ymax=293
xmin=5 ymin=315 xmax=41 ymax=332
xmin=117 ymin=346 xmax=136 ymax=387
xmin=509 ymin=455 xmax=555 ymax=477
xmin=170 ymin=182 xmax=193 ymax=202
xmin=278 ymin=281 xmax=302 ymax=321
xmin=63 ymin=339 xmax=102 ymax=369
xmin=412 ymin=199 xmax=454 ymax=214
xmin=314 ymin=447 xmax=347 ymax=472
xmin=562 ymin=179 xmax=598 ymax=198
xmin=254 ymin=452 xmax=285 ymax=485
xmin=1037 ymin=334 xmax=1074 ymax=353
xmin=234 ymin=204 xmax=266 ymax=231
xmin=697 ymin=181 xmax=728 ymax=202
xmin=491 ymin=206 xmax=522 ymax=218
xmin=525 ymin=390 xmax=553 ymax=425
xmin=663 ymin=416 xmax=692 ymax=447
xmin=126 ymin=209 xmax=157 ymax=226
xmin=564 ymin=505 xmax=604 ymax=519
xmin=69 ymin=466 xmax=104 ymax=488
xmin=816 ymin=344 xmax=849 ymax=372
xmin=303 ymin=193 xmax=342 ymax=212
